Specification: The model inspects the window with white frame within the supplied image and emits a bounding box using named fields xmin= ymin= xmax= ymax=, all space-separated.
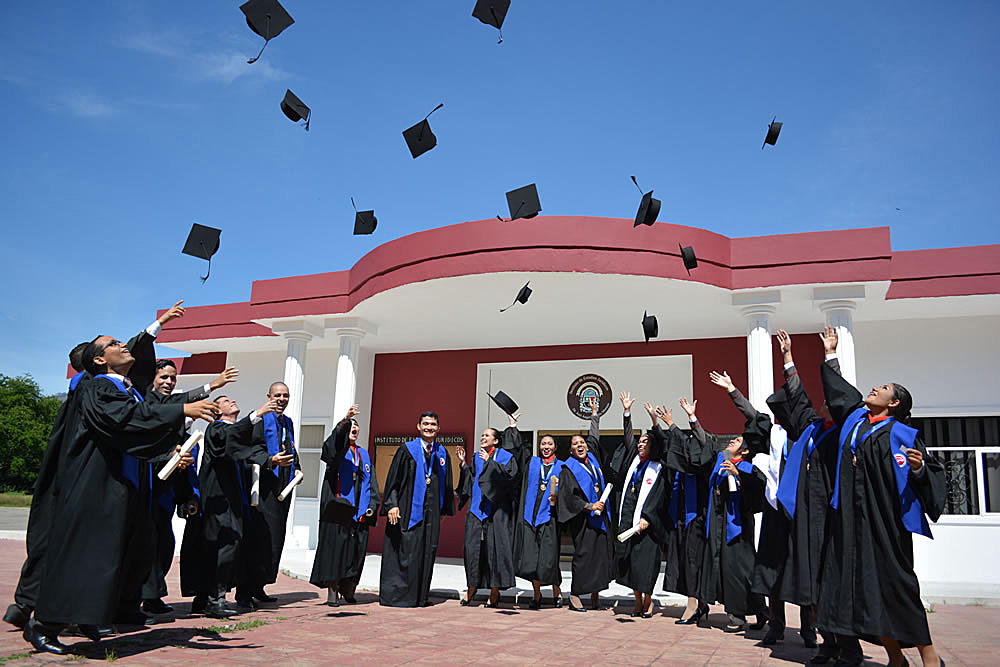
xmin=296 ymin=423 xmax=326 ymax=500
xmin=912 ymin=416 xmax=1000 ymax=516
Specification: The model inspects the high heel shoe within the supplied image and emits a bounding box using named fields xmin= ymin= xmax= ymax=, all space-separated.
xmin=528 ymin=597 xmax=541 ymax=610
xmin=676 ymin=604 xmax=708 ymax=625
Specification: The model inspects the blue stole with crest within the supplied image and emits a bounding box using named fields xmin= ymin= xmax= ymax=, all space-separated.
xmin=706 ymin=452 xmax=754 ymax=544
xmin=338 ymin=444 xmax=373 ymax=523
xmin=405 ymin=438 xmax=448 ymax=530
xmin=524 ymin=456 xmax=564 ymax=526
xmin=563 ymin=453 xmax=607 ymax=532
xmin=262 ymin=412 xmax=295 ymax=478
xmin=469 ymin=447 xmax=514 ymax=521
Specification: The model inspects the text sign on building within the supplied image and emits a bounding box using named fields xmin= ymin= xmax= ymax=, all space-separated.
xmin=373 ymin=435 xmax=466 ymax=447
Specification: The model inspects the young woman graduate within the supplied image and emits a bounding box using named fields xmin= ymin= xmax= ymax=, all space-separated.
xmin=606 ymin=393 xmax=670 ymax=618
xmin=751 ymin=329 xmax=844 ymax=654
xmin=456 ymin=421 xmax=519 ymax=607
xmin=310 ymin=404 xmax=380 ymax=606
xmin=657 ymin=397 xmax=714 ymax=626
xmin=557 ymin=397 xmax=613 ymax=612
xmin=693 ymin=377 xmax=771 ymax=634
xmin=511 ymin=421 xmax=564 ymax=609
xmin=817 ymin=334 xmax=947 ymax=667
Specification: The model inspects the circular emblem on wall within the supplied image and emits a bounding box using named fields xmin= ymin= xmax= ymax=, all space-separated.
xmin=567 ymin=374 xmax=613 ymax=419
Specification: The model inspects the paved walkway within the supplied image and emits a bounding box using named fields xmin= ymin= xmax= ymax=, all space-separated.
xmin=0 ymin=508 xmax=29 ymax=531
xmin=2 ymin=537 xmax=998 ymax=666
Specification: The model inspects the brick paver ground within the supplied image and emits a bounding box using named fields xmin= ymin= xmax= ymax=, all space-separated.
xmin=1 ymin=538 xmax=997 ymax=665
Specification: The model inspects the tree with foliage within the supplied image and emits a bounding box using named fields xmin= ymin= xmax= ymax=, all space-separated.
xmin=0 ymin=374 xmax=61 ymax=492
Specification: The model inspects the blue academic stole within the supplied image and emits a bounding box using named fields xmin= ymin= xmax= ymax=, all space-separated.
xmin=262 ymin=412 xmax=295 ymax=478
xmin=776 ymin=419 xmax=836 ymax=519
xmin=668 ymin=471 xmax=699 ymax=528
xmin=706 ymin=452 xmax=754 ymax=544
xmin=405 ymin=439 xmax=448 ymax=530
xmin=523 ymin=456 xmax=564 ymax=526
xmin=96 ymin=375 xmax=152 ymax=507
xmin=564 ymin=454 xmax=607 ymax=532
xmin=69 ymin=371 xmax=85 ymax=392
xmin=469 ymin=447 xmax=514 ymax=521
xmin=161 ymin=442 xmax=202 ymax=515
xmin=337 ymin=445 xmax=373 ymax=523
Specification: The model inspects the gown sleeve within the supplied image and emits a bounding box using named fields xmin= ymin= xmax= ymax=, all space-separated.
xmin=821 ymin=358 xmax=864 ymax=426
xmin=908 ymin=435 xmax=947 ymax=523
xmin=362 ymin=459 xmax=382 ymax=527
xmin=556 ymin=465 xmax=591 ymax=523
xmin=766 ymin=364 xmax=819 ymax=441
xmin=380 ymin=446 xmax=407 ymax=515
xmin=456 ymin=461 xmax=475 ymax=511
xmin=480 ymin=451 xmax=518 ymax=505
xmin=321 ymin=418 xmax=352 ymax=466
xmin=79 ymin=380 xmax=185 ymax=459
xmin=126 ymin=329 xmax=158 ymax=398
xmin=440 ymin=452 xmax=456 ymax=516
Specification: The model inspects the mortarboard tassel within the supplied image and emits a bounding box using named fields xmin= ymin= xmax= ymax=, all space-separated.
xmin=199 ymin=242 xmax=211 ymax=283
xmin=248 ymin=14 xmax=272 ymax=64
xmin=417 ymin=103 xmax=444 ymax=141
xmin=490 ymin=6 xmax=503 ymax=44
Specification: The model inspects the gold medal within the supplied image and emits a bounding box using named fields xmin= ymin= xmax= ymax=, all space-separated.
xmin=540 ymin=482 xmax=547 ymax=491
xmin=594 ymin=485 xmax=600 ymax=495
xmin=426 ymin=477 xmax=432 ymax=485
xmin=630 ymin=485 xmax=636 ymax=494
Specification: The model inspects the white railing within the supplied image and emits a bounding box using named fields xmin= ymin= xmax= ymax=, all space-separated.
xmin=927 ymin=446 xmax=1000 ymax=517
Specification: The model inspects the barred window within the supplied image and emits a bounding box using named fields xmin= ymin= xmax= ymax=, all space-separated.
xmin=911 ymin=417 xmax=1000 ymax=516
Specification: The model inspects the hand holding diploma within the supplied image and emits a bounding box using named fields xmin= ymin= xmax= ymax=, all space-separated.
xmin=158 ymin=430 xmax=204 ymax=480
xmin=250 ymin=464 xmax=260 ymax=506
xmin=549 ymin=476 xmax=558 ymax=505
xmin=616 ymin=517 xmax=651 ymax=542
xmin=277 ymin=469 xmax=304 ymax=501
xmin=721 ymin=459 xmax=739 ymax=491
xmin=593 ymin=483 xmax=613 ymax=515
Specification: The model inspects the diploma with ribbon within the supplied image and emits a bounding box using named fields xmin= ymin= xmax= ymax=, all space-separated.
xmin=593 ymin=483 xmax=613 ymax=515
xmin=157 ymin=430 xmax=204 ymax=481
xmin=278 ymin=469 xmax=305 ymax=501
xmin=250 ymin=464 xmax=261 ymax=506
xmin=617 ymin=523 xmax=642 ymax=542
xmin=724 ymin=450 xmax=738 ymax=492
xmin=549 ymin=475 xmax=559 ymax=497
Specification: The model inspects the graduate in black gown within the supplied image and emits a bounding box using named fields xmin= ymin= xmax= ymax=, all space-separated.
xmin=818 ymin=332 xmax=946 ymax=667
xmin=310 ymin=405 xmax=380 ymax=605
xmin=379 ymin=411 xmax=456 ymax=607
xmin=557 ymin=397 xmax=612 ymax=612
xmin=238 ymin=381 xmax=298 ymax=606
xmin=606 ymin=394 xmax=669 ymax=618
xmin=23 ymin=335 xmax=218 ymax=655
xmin=512 ymin=426 xmax=563 ymax=609
xmin=182 ymin=394 xmax=277 ymax=618
xmin=692 ymin=379 xmax=770 ymax=634
xmin=456 ymin=420 xmax=518 ymax=607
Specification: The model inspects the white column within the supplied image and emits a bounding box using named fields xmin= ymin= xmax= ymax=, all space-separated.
xmin=742 ymin=305 xmax=777 ymax=416
xmin=819 ymin=300 xmax=858 ymax=388
xmin=281 ymin=331 xmax=311 ymax=549
xmin=331 ymin=328 xmax=364 ymax=424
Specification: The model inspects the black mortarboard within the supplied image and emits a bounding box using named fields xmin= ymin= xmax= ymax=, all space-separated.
xmin=351 ymin=198 xmax=377 ymax=235
xmin=679 ymin=244 xmax=697 ymax=275
xmin=402 ymin=103 xmax=443 ymax=159
xmin=500 ymin=281 xmax=531 ymax=312
xmin=280 ymin=89 xmax=310 ymax=131
xmin=642 ymin=311 xmax=658 ymax=343
xmin=501 ymin=184 xmax=541 ymax=221
xmin=241 ymin=0 xmax=295 ymax=64
xmin=472 ymin=0 xmax=510 ymax=43
xmin=182 ymin=223 xmax=221 ymax=283
xmin=488 ymin=390 xmax=519 ymax=416
xmin=630 ymin=176 xmax=661 ymax=227
xmin=762 ymin=116 xmax=782 ymax=149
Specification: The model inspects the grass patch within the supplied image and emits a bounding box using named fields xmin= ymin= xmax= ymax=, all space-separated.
xmin=105 ymin=648 xmax=118 ymax=662
xmin=0 ymin=653 xmax=31 ymax=664
xmin=0 ymin=492 xmax=32 ymax=508
xmin=200 ymin=619 xmax=269 ymax=634
xmin=276 ymin=616 xmax=287 ymax=621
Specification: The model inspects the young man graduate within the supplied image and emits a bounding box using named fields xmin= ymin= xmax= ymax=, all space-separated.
xmin=379 ymin=411 xmax=456 ymax=607
xmin=23 ymin=335 xmax=217 ymax=654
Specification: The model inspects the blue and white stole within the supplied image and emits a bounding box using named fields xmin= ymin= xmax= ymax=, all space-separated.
xmin=668 ymin=472 xmax=699 ymax=528
xmin=337 ymin=444 xmax=373 ymax=523
xmin=262 ymin=412 xmax=295 ymax=478
xmin=706 ymin=451 xmax=754 ymax=544
xmin=776 ymin=418 xmax=837 ymax=519
xmin=96 ymin=375 xmax=152 ymax=506
xmin=469 ymin=446 xmax=514 ymax=522
xmin=564 ymin=453 xmax=607 ymax=532
xmin=618 ymin=454 xmax=662 ymax=528
xmin=830 ymin=407 xmax=931 ymax=538
xmin=404 ymin=438 xmax=449 ymax=530
xmin=523 ymin=456 xmax=564 ymax=526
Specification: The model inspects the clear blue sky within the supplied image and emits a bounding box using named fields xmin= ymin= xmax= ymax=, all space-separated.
xmin=2 ymin=1 xmax=998 ymax=395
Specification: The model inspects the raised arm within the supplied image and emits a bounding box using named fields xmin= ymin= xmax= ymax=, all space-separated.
xmin=709 ymin=370 xmax=760 ymax=421
xmin=819 ymin=326 xmax=864 ymax=425
xmin=322 ymin=404 xmax=359 ymax=465
xmin=766 ymin=330 xmax=819 ymax=439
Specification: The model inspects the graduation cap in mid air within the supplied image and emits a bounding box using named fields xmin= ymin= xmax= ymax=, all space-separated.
xmin=488 ymin=390 xmax=519 ymax=417
xmin=182 ymin=223 xmax=221 ymax=283
xmin=642 ymin=311 xmax=659 ymax=343
xmin=280 ymin=89 xmax=310 ymax=131
xmin=351 ymin=198 xmax=377 ymax=235
xmin=762 ymin=116 xmax=782 ymax=149
xmin=240 ymin=0 xmax=295 ymax=64
xmin=472 ymin=0 xmax=510 ymax=43
xmin=498 ymin=184 xmax=541 ymax=221
xmin=679 ymin=244 xmax=698 ymax=275
xmin=402 ymin=103 xmax=444 ymax=159
xmin=500 ymin=282 xmax=531 ymax=312
xmin=630 ymin=176 xmax=661 ymax=227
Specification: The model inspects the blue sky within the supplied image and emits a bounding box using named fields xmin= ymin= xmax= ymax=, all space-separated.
xmin=2 ymin=1 xmax=998 ymax=395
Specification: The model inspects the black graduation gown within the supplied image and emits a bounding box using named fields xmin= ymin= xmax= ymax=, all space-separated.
xmin=752 ymin=360 xmax=842 ymax=607
xmin=659 ymin=421 xmax=713 ymax=598
xmin=378 ymin=442 xmax=456 ymax=607
xmin=310 ymin=419 xmax=381 ymax=588
xmin=180 ymin=415 xmax=259 ymax=597
xmin=606 ymin=413 xmax=669 ymax=595
xmin=34 ymin=377 xmax=185 ymax=626
xmin=556 ymin=414 xmax=612 ymax=596
xmin=456 ymin=429 xmax=519 ymax=590
xmin=242 ymin=415 xmax=299 ymax=590
xmin=511 ymin=432 xmax=562 ymax=586
xmin=816 ymin=363 xmax=946 ymax=647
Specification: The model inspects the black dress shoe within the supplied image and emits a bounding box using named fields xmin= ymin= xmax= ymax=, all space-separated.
xmin=115 ymin=609 xmax=149 ymax=626
xmin=191 ymin=596 xmax=208 ymax=614
xmin=3 ymin=603 xmax=31 ymax=629
xmin=232 ymin=597 xmax=255 ymax=613
xmin=142 ymin=599 xmax=174 ymax=614
xmin=528 ymin=597 xmax=541 ymax=610
xmin=486 ymin=599 xmax=500 ymax=609
xmin=553 ymin=596 xmax=564 ymax=608
xmin=341 ymin=594 xmax=357 ymax=604
xmin=749 ymin=617 xmax=769 ymax=631
xmin=204 ymin=601 xmax=238 ymax=619
xmin=676 ymin=604 xmax=708 ymax=625
xmin=762 ymin=627 xmax=784 ymax=645
xmin=802 ymin=635 xmax=818 ymax=649
xmin=568 ymin=604 xmax=587 ymax=612
xmin=251 ymin=589 xmax=277 ymax=603
xmin=459 ymin=597 xmax=471 ymax=606
xmin=23 ymin=618 xmax=67 ymax=655
xmin=78 ymin=624 xmax=113 ymax=641
xmin=809 ymin=654 xmax=837 ymax=665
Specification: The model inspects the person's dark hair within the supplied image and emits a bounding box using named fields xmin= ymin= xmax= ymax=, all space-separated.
xmin=890 ymin=383 xmax=913 ymax=425
xmin=81 ymin=336 xmax=110 ymax=376
xmin=418 ymin=411 xmax=439 ymax=424
xmin=486 ymin=428 xmax=501 ymax=443
xmin=214 ymin=395 xmax=228 ymax=403
xmin=268 ymin=381 xmax=289 ymax=395
xmin=69 ymin=342 xmax=89 ymax=373
xmin=539 ymin=434 xmax=555 ymax=443
xmin=155 ymin=359 xmax=177 ymax=371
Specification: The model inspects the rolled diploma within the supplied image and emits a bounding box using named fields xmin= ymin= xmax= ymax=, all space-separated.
xmin=727 ymin=472 xmax=738 ymax=492
xmin=250 ymin=464 xmax=261 ymax=506
xmin=593 ymin=483 xmax=613 ymax=515
xmin=549 ymin=475 xmax=559 ymax=498
xmin=617 ymin=523 xmax=642 ymax=543
xmin=277 ymin=469 xmax=305 ymax=502
xmin=157 ymin=430 xmax=204 ymax=481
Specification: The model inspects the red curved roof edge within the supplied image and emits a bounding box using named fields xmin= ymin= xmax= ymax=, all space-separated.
xmin=157 ymin=217 xmax=1000 ymax=343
